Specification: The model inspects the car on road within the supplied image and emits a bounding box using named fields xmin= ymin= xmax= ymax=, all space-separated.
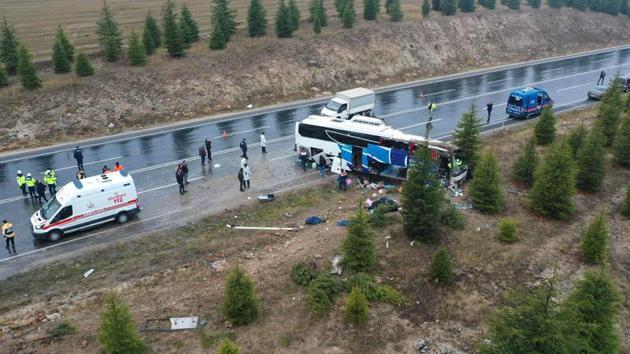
xmin=505 ymin=87 xmax=553 ymax=119
xmin=587 ymin=75 xmax=630 ymax=100
xmin=30 ymin=171 xmax=140 ymax=241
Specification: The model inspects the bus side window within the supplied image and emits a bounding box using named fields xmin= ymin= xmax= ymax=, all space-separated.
xmin=53 ymin=206 xmax=73 ymax=222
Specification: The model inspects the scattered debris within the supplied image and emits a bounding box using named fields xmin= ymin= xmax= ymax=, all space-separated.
xmin=142 ymin=317 xmax=208 ymax=332
xmin=410 ymin=241 xmax=415 ymax=246
xmin=211 ymin=260 xmax=227 ymax=272
xmin=213 ymin=163 xmax=221 ymax=168
xmin=230 ymin=226 xmax=296 ymax=231
xmin=448 ymin=186 xmax=464 ymax=197
xmin=45 ymin=313 xmax=61 ymax=322
xmin=414 ymin=338 xmax=428 ymax=351
xmin=246 ymin=104 xmax=253 ymax=109
xmin=367 ymin=197 xmax=399 ymax=212
xmin=336 ymin=219 xmax=350 ymax=227
xmin=257 ymin=194 xmax=275 ymax=203
xmin=331 ymin=255 xmax=343 ymax=275
xmin=453 ymin=202 xmax=472 ymax=209
xmin=285 ymin=211 xmax=294 ymax=218
xmin=305 ymin=216 xmax=325 ymax=225
xmin=83 ymin=268 xmax=94 ymax=278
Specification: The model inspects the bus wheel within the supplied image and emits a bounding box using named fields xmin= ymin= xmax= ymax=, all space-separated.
xmin=48 ymin=230 xmax=62 ymax=242
xmin=116 ymin=212 xmax=129 ymax=224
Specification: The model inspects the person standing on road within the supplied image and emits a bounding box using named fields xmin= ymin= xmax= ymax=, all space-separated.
xmin=199 ymin=146 xmax=207 ymax=166
xmin=76 ymin=169 xmax=86 ymax=180
xmin=44 ymin=169 xmax=57 ymax=195
xmin=597 ymin=70 xmax=606 ymax=85
xmin=176 ymin=167 xmax=186 ymax=194
xmin=25 ymin=173 xmax=36 ymax=199
xmin=16 ymin=171 xmax=27 ymax=196
xmin=205 ymin=138 xmax=212 ymax=161
xmin=35 ymin=179 xmax=48 ymax=204
xmin=428 ymin=100 xmax=437 ymax=121
xmin=243 ymin=163 xmax=251 ymax=189
xmin=318 ymin=155 xmax=327 ymax=177
xmin=240 ymin=138 xmax=248 ymax=159
xmin=2 ymin=220 xmax=16 ymax=253
xmin=486 ymin=101 xmax=493 ymax=124
xmin=238 ymin=167 xmax=245 ymax=192
xmin=181 ymin=160 xmax=189 ymax=184
xmin=102 ymin=165 xmax=111 ymax=174
xmin=73 ymin=146 xmax=84 ymax=171
xmin=260 ymin=132 xmax=267 ymax=154
xmin=299 ymin=149 xmax=309 ymax=172
xmin=338 ymin=170 xmax=348 ymax=191
xmin=240 ymin=156 xmax=248 ymax=169
xmin=113 ymin=162 xmax=124 ymax=172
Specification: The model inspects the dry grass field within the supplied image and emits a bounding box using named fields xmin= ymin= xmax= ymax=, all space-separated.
xmin=0 ymin=0 xmax=405 ymax=58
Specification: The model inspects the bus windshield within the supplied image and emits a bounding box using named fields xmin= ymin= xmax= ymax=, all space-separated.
xmin=508 ymin=95 xmax=523 ymax=107
xmin=325 ymin=100 xmax=342 ymax=111
xmin=40 ymin=197 xmax=62 ymax=220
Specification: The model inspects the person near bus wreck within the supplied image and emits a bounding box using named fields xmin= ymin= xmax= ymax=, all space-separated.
xmin=243 ymin=163 xmax=251 ymax=189
xmin=299 ymin=149 xmax=309 ymax=172
xmin=2 ymin=219 xmax=16 ymax=253
xmin=238 ymin=166 xmax=246 ymax=192
xmin=76 ymin=169 xmax=86 ymax=180
xmin=428 ymin=99 xmax=437 ymax=121
xmin=113 ymin=161 xmax=124 ymax=172
xmin=338 ymin=170 xmax=348 ymax=191
xmin=176 ymin=167 xmax=186 ymax=194
xmin=318 ymin=155 xmax=327 ymax=176
xmin=35 ymin=179 xmax=48 ymax=204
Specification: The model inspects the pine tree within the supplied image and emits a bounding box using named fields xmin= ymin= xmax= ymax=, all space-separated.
xmin=16 ymin=44 xmax=41 ymax=90
xmin=209 ymin=18 xmax=228 ymax=49
xmin=479 ymin=0 xmax=496 ymax=8
xmin=534 ymin=107 xmax=556 ymax=145
xmin=162 ymin=0 xmax=185 ymax=57
xmin=313 ymin=10 xmax=323 ymax=33
xmin=211 ymin=0 xmax=238 ymax=42
xmin=527 ymin=0 xmax=541 ymax=7
xmin=529 ymin=139 xmax=577 ymax=220
xmin=548 ymin=0 xmax=563 ymax=7
xmin=596 ymin=82 xmax=623 ymax=147
xmin=389 ymin=0 xmax=404 ymax=20
xmin=622 ymin=186 xmax=630 ymax=217
xmin=614 ymin=113 xmax=630 ymax=167
xmin=127 ymin=31 xmax=147 ymax=66
xmin=505 ymin=0 xmax=521 ymax=9
xmin=453 ymin=105 xmax=481 ymax=172
xmin=621 ymin=0 xmax=629 ymax=15
xmin=562 ymin=271 xmax=619 ymax=354
xmin=96 ymin=2 xmax=123 ymax=62
xmin=422 ymin=0 xmax=432 ymax=16
xmin=52 ymin=39 xmax=71 ymax=74
xmin=180 ymin=5 xmax=200 ymax=47
xmin=469 ymin=152 xmax=503 ymax=213
xmin=218 ymin=339 xmax=242 ymax=354
xmin=364 ymin=0 xmax=379 ymax=20
xmin=432 ymin=0 xmax=442 ymax=11
xmin=75 ymin=51 xmax=95 ymax=77
xmin=275 ymin=0 xmax=294 ymax=37
xmin=97 ymin=293 xmax=149 ymax=354
xmin=385 ymin=0 xmax=394 ymax=13
xmin=512 ymin=137 xmax=538 ymax=187
xmin=428 ymin=247 xmax=454 ymax=284
xmin=401 ymin=147 xmax=445 ymax=241
xmin=342 ymin=0 xmax=357 ymax=28
xmin=345 ymin=287 xmax=369 ymax=324
xmin=0 ymin=65 xmax=7 ymax=87
xmin=142 ymin=26 xmax=156 ymax=56
xmin=221 ymin=267 xmax=261 ymax=325
xmin=589 ymin=0 xmax=603 ymax=11
xmin=318 ymin=0 xmax=328 ymax=26
xmin=441 ymin=0 xmax=458 ymax=14
xmin=342 ymin=206 xmax=376 ymax=273
xmin=498 ymin=218 xmax=517 ymax=243
xmin=459 ymin=0 xmax=476 ymax=12
xmin=580 ymin=213 xmax=608 ymax=264
xmin=0 ymin=18 xmax=20 ymax=75
xmin=309 ymin=0 xmax=328 ymax=26
xmin=567 ymin=124 xmax=587 ymax=159
xmin=576 ymin=128 xmax=606 ymax=192
xmin=54 ymin=25 xmax=74 ymax=62
xmin=288 ymin=0 xmax=301 ymax=32
xmin=480 ymin=284 xmax=575 ymax=353
xmin=571 ymin=0 xmax=589 ymax=10
xmin=247 ymin=0 xmax=268 ymax=37
xmin=337 ymin=0 xmax=349 ymax=15
xmin=145 ymin=12 xmax=162 ymax=49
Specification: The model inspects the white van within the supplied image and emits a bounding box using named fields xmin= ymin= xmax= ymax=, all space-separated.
xmin=30 ymin=171 xmax=140 ymax=241
xmin=320 ymin=88 xmax=375 ymax=119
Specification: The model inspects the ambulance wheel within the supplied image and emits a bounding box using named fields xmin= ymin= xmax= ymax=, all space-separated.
xmin=48 ymin=230 xmax=62 ymax=242
xmin=116 ymin=212 xmax=129 ymax=224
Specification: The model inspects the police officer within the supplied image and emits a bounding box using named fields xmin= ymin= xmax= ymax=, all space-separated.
xmin=240 ymin=138 xmax=248 ymax=159
xmin=199 ymin=146 xmax=207 ymax=166
xmin=205 ymin=138 xmax=212 ymax=161
xmin=2 ymin=220 xmax=16 ymax=253
xmin=486 ymin=102 xmax=493 ymax=124
xmin=428 ymin=100 xmax=437 ymax=121
xmin=73 ymin=146 xmax=84 ymax=170
xmin=35 ymin=179 xmax=48 ymax=203
xmin=16 ymin=170 xmax=27 ymax=196
xmin=44 ymin=169 xmax=57 ymax=195
xmin=25 ymin=173 xmax=36 ymax=198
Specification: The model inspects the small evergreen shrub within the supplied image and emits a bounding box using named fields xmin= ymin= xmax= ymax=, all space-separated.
xmin=498 ymin=218 xmax=517 ymax=243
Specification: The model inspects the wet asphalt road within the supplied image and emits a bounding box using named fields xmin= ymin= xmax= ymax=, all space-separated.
xmin=0 ymin=46 xmax=628 ymax=274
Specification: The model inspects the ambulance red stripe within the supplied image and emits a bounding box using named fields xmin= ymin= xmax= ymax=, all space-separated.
xmin=42 ymin=199 xmax=138 ymax=230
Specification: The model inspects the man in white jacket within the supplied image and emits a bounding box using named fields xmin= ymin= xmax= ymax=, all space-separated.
xmin=260 ymin=131 xmax=267 ymax=154
xmin=243 ymin=163 xmax=252 ymax=189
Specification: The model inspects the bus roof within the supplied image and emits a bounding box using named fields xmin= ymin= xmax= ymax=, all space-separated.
xmin=55 ymin=172 xmax=134 ymax=204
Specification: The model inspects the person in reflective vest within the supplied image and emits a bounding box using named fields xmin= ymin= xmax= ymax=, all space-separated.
xmin=16 ymin=171 xmax=27 ymax=196
xmin=428 ymin=100 xmax=437 ymax=121
xmin=44 ymin=169 xmax=57 ymax=195
xmin=113 ymin=162 xmax=124 ymax=172
xmin=2 ymin=220 xmax=16 ymax=253
xmin=25 ymin=173 xmax=36 ymax=198
xmin=448 ymin=159 xmax=463 ymax=172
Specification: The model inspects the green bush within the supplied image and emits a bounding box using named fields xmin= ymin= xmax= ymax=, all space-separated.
xmin=48 ymin=321 xmax=78 ymax=338
xmin=342 ymin=206 xmax=375 ymax=273
xmin=580 ymin=213 xmax=608 ymax=264
xmin=75 ymin=51 xmax=94 ymax=77
xmin=221 ymin=267 xmax=261 ymax=325
xmin=0 ymin=65 xmax=7 ymax=87
xmin=469 ymin=152 xmax=503 ymax=214
xmin=623 ymin=186 xmax=630 ymax=217
xmin=613 ymin=112 xmax=630 ymax=167
xmin=498 ymin=218 xmax=517 ymax=243
xmin=370 ymin=204 xmax=390 ymax=228
xmin=291 ymin=262 xmax=318 ymax=287
xmin=345 ymin=287 xmax=369 ymax=325
xmin=98 ymin=293 xmax=149 ymax=354
xmin=218 ymin=338 xmax=242 ymax=354
xmin=428 ymin=247 xmax=454 ymax=284
xmin=441 ymin=205 xmax=466 ymax=230
xmin=512 ymin=137 xmax=538 ymax=187
xmin=348 ymin=273 xmax=406 ymax=305
xmin=307 ymin=273 xmax=344 ymax=315
xmin=534 ymin=107 xmax=556 ymax=145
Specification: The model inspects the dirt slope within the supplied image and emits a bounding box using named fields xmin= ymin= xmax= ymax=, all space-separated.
xmin=0 ymin=8 xmax=628 ymax=151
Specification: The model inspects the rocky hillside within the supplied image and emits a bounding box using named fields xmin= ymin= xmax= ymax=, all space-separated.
xmin=0 ymin=7 xmax=628 ymax=151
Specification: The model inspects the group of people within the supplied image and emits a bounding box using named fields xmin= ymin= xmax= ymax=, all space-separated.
xmin=175 ymin=160 xmax=190 ymax=194
xmin=16 ymin=169 xmax=57 ymax=204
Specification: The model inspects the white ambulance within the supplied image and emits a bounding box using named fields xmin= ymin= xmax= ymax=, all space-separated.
xmin=30 ymin=171 xmax=140 ymax=241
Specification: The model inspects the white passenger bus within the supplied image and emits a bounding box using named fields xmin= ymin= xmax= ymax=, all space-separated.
xmin=294 ymin=115 xmax=467 ymax=184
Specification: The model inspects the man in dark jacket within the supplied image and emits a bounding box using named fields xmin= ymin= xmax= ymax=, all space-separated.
xmin=486 ymin=102 xmax=493 ymax=124
xmin=199 ymin=146 xmax=207 ymax=166
xmin=35 ymin=179 xmax=48 ymax=203
xmin=73 ymin=146 xmax=84 ymax=170
xmin=176 ymin=168 xmax=186 ymax=194
xmin=205 ymin=138 xmax=212 ymax=161
xmin=181 ymin=160 xmax=189 ymax=184
xmin=238 ymin=167 xmax=245 ymax=192
xmin=240 ymin=138 xmax=248 ymax=159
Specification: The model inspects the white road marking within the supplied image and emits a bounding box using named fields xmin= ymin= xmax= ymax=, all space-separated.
xmin=399 ymin=119 xmax=443 ymax=131
xmin=138 ymin=176 xmax=204 ymax=194
xmin=556 ymin=83 xmax=590 ymax=92
xmin=494 ymin=103 xmax=507 ymax=107
xmin=212 ymin=126 xmax=270 ymax=140
xmin=487 ymin=78 xmax=508 ymax=84
xmin=419 ymin=89 xmax=455 ymax=97
xmin=270 ymin=153 xmax=296 ymax=161
xmin=541 ymin=67 xmax=564 ymax=74
xmin=49 ymin=156 xmax=123 ymax=173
